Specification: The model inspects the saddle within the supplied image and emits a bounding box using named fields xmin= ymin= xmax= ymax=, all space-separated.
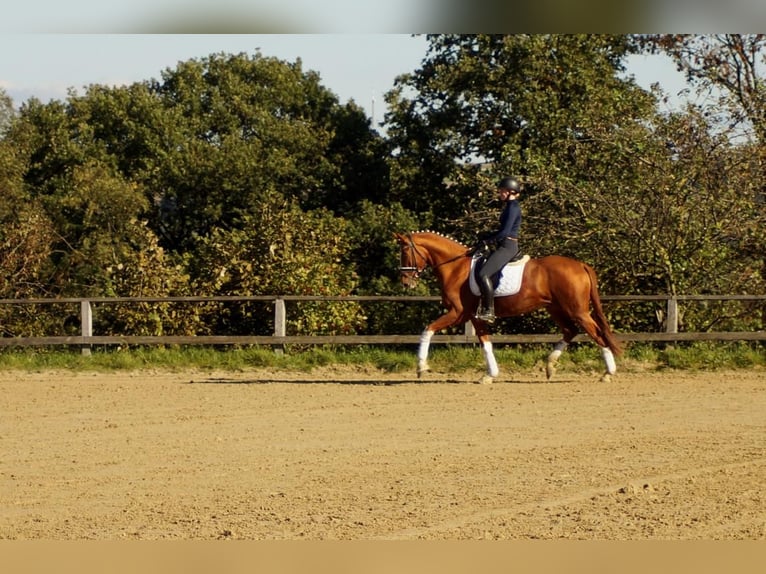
xmin=469 ymin=253 xmax=530 ymax=297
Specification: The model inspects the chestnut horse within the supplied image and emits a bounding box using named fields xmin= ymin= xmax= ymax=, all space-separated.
xmin=395 ymin=231 xmax=622 ymax=383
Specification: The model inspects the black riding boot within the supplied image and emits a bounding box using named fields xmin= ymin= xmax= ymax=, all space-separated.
xmin=477 ymin=275 xmax=496 ymax=324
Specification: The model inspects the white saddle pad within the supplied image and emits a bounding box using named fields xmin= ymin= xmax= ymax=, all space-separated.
xmin=469 ymin=254 xmax=530 ymax=297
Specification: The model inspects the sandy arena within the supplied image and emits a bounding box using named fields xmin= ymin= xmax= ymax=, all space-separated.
xmin=1 ymin=364 xmax=764 ymax=540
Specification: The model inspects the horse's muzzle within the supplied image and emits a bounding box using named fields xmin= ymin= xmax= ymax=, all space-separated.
xmin=399 ymin=269 xmax=419 ymax=289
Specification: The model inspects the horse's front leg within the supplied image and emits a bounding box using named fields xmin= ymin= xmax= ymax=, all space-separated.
xmin=417 ymin=310 xmax=461 ymax=378
xmin=471 ymin=318 xmax=499 ymax=384
xmin=417 ymin=329 xmax=433 ymax=377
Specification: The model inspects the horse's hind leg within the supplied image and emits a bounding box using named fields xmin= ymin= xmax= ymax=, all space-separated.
xmin=545 ymin=307 xmax=578 ymax=380
xmin=573 ymin=312 xmax=617 ymax=382
xmin=546 ymin=339 xmax=569 ymax=380
xmin=599 ymin=346 xmax=617 ymax=382
xmin=545 ymin=306 xmax=577 ymax=381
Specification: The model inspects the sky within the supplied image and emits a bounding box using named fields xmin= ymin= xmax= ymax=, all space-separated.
xmin=1 ymin=34 xmax=696 ymax=128
xmin=1 ymin=35 xmax=431 ymax=125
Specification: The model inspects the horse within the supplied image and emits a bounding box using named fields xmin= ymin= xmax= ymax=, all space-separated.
xmin=394 ymin=231 xmax=622 ymax=384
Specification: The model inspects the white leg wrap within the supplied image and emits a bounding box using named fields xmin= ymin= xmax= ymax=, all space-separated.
xmin=418 ymin=329 xmax=434 ymax=365
xmin=482 ymin=341 xmax=500 ymax=378
xmin=601 ymin=347 xmax=617 ymax=375
xmin=548 ymin=340 xmax=568 ymax=363
xmin=418 ymin=329 xmax=434 ymax=376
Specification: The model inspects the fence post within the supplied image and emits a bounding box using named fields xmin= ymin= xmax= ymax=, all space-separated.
xmin=464 ymin=320 xmax=475 ymax=342
xmin=274 ymin=298 xmax=286 ymax=354
xmin=81 ymin=300 xmax=92 ymax=356
xmin=665 ymin=296 xmax=678 ymax=348
xmin=665 ymin=296 xmax=678 ymax=334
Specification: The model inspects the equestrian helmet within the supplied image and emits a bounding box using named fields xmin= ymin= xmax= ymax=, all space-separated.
xmin=497 ymin=177 xmax=521 ymax=193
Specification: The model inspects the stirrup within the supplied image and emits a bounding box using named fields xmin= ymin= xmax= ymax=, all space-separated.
xmin=476 ymin=309 xmax=496 ymax=324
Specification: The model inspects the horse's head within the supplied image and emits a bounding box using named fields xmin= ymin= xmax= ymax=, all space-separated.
xmin=395 ymin=231 xmax=470 ymax=289
xmin=394 ymin=232 xmax=429 ymax=289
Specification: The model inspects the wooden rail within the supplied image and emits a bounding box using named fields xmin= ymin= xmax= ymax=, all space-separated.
xmin=0 ymin=295 xmax=764 ymax=354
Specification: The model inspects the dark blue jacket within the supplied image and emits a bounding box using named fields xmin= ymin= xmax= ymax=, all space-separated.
xmin=485 ymin=199 xmax=521 ymax=244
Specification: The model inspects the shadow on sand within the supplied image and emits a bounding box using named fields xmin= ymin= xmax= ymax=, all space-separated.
xmin=184 ymin=376 xmax=581 ymax=386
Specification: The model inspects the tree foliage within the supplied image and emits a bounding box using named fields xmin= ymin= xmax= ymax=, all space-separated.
xmin=384 ymin=34 xmax=764 ymax=332
xmin=639 ymin=34 xmax=766 ymax=326
xmin=640 ymin=34 xmax=766 ymax=142
xmin=0 ymin=38 xmax=764 ymax=341
xmin=190 ymin=192 xmax=366 ymax=336
xmin=2 ymin=51 xmax=398 ymax=337
xmin=0 ymin=88 xmax=15 ymax=138
xmin=384 ymin=34 xmax=652 ymax=229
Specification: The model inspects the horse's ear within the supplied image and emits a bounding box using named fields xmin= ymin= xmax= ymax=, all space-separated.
xmin=393 ymin=232 xmax=405 ymax=244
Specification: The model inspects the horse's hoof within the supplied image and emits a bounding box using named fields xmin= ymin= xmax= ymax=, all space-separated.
xmin=600 ymin=372 xmax=612 ymax=383
xmin=417 ymin=366 xmax=430 ymax=379
xmin=477 ymin=374 xmax=494 ymax=385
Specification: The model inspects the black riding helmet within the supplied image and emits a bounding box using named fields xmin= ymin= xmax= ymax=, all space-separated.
xmin=497 ymin=177 xmax=521 ymax=193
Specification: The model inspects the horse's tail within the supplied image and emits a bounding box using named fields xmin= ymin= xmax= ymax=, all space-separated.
xmin=584 ymin=263 xmax=623 ymax=356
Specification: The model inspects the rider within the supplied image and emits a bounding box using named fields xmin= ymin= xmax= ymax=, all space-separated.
xmin=475 ymin=176 xmax=523 ymax=324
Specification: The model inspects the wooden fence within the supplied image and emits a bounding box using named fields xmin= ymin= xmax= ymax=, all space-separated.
xmin=0 ymin=294 xmax=764 ymax=355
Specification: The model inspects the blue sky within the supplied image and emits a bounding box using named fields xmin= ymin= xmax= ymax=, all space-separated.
xmin=1 ymin=35 xmax=429 ymax=125
xmin=1 ymin=34 xmax=691 ymax=125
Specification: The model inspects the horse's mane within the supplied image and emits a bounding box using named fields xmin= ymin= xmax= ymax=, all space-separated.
xmin=409 ymin=230 xmax=468 ymax=248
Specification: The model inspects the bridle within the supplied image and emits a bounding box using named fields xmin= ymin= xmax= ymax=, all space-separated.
xmin=398 ymin=233 xmax=472 ymax=280
xmin=398 ymin=234 xmax=430 ymax=279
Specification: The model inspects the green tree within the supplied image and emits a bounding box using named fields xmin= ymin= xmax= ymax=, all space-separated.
xmin=190 ymin=191 xmax=365 ymax=336
xmin=66 ymin=82 xmax=180 ymax=182
xmin=0 ymin=100 xmax=52 ymax=301
xmin=4 ymin=50 xmax=402 ymax=338
xmin=640 ymin=34 xmax=766 ymax=143
xmin=383 ymin=34 xmax=765 ymax=334
xmin=0 ymin=132 xmax=55 ymax=300
xmin=0 ymin=101 xmax=61 ymax=335
xmin=93 ymin=223 xmax=198 ymax=337
xmin=639 ymin=34 xmax=766 ymax=327
xmin=0 ymin=88 xmax=15 ymax=137
xmin=146 ymin=52 xmax=386 ymax=251
xmin=531 ymin=106 xmax=763 ymax=329
xmin=317 ymin=102 xmax=391 ymax=214
xmin=8 ymin=98 xmax=191 ymax=306
xmin=383 ymin=34 xmax=652 ymax=236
